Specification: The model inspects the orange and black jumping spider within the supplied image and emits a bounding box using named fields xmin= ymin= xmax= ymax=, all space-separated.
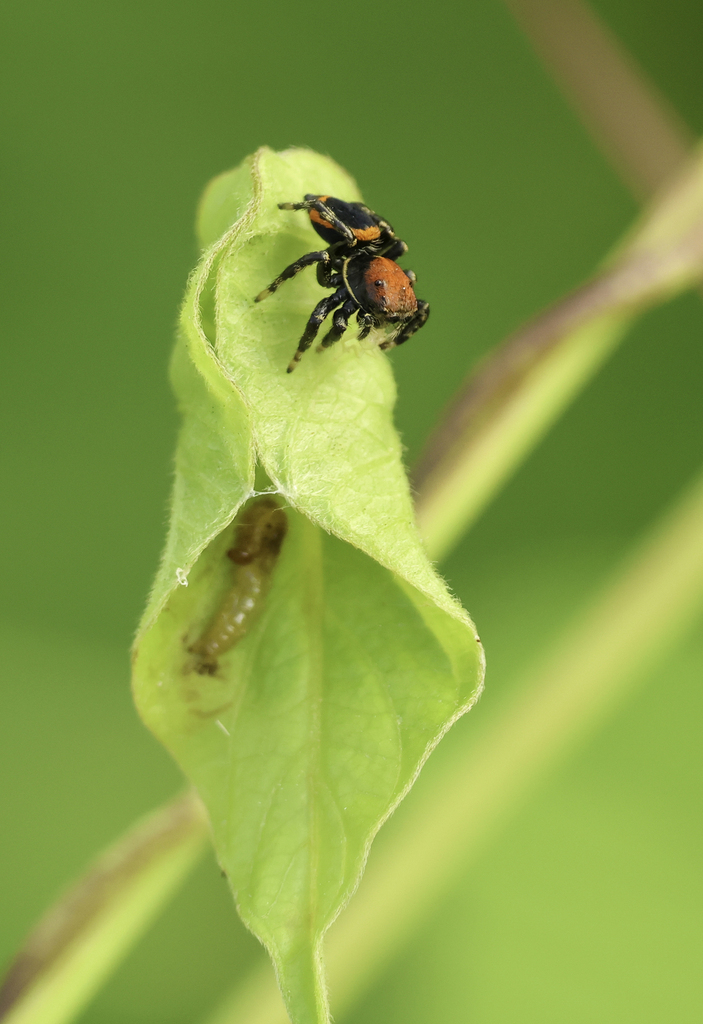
xmin=255 ymin=195 xmax=430 ymax=372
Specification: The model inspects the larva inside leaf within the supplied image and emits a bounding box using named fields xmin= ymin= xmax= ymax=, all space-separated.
xmin=189 ymin=497 xmax=287 ymax=674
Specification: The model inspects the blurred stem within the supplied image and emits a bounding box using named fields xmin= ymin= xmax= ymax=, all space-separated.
xmin=414 ymin=140 xmax=703 ymax=560
xmin=205 ymin=463 xmax=703 ymax=1024
xmin=501 ymin=0 xmax=692 ymax=198
xmin=413 ymin=307 xmax=627 ymax=559
xmin=414 ymin=0 xmax=702 ymax=559
xmin=0 ymin=792 xmax=208 ymax=1024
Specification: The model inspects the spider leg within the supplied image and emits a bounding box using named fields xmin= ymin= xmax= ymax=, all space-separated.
xmin=317 ymin=262 xmax=343 ymax=289
xmin=255 ymin=250 xmax=330 ymax=301
xmin=380 ymin=239 xmax=409 ymax=261
xmin=357 ymin=310 xmax=377 ymax=340
xmin=287 ymin=286 xmax=348 ymax=372
xmin=279 ymin=198 xmax=357 ymax=246
xmin=379 ymin=300 xmax=430 ymax=350
xmin=317 ymin=298 xmax=359 ymax=351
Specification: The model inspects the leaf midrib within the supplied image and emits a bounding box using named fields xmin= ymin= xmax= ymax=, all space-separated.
xmin=301 ymin=514 xmax=325 ymax=938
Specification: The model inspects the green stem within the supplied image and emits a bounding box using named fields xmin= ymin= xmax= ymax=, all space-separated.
xmin=414 ymin=141 xmax=703 ymax=559
xmin=502 ymin=0 xmax=692 ymax=198
xmin=0 ymin=793 xmax=208 ymax=1024
xmin=414 ymin=309 xmax=627 ymax=559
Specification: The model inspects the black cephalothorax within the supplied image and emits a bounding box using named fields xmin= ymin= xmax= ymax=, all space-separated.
xmin=255 ymin=195 xmax=430 ymax=372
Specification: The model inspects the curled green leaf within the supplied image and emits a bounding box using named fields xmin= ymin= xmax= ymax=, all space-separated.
xmin=132 ymin=147 xmax=484 ymax=1024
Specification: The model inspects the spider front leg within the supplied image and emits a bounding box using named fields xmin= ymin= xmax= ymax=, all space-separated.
xmin=317 ymin=298 xmax=359 ymax=351
xmin=316 ymin=262 xmax=342 ymax=290
xmin=255 ymin=249 xmax=330 ymax=301
xmin=357 ymin=310 xmax=378 ymax=340
xmin=379 ymin=300 xmax=430 ymax=350
xmin=287 ymin=286 xmax=348 ymax=372
xmin=380 ymin=239 xmax=409 ymax=261
xmin=279 ymin=198 xmax=357 ymax=247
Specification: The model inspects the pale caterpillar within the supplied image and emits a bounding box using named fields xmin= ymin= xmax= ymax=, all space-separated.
xmin=190 ymin=497 xmax=287 ymax=674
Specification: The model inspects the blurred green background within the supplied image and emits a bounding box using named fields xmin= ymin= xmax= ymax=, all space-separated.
xmin=2 ymin=0 xmax=703 ymax=1021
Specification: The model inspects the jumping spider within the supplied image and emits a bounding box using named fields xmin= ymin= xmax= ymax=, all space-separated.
xmin=255 ymin=195 xmax=430 ymax=372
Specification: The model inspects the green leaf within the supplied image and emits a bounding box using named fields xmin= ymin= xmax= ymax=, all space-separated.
xmin=132 ymin=147 xmax=483 ymax=1024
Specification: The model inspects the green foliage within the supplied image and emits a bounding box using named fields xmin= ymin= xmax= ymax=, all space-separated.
xmin=132 ymin=148 xmax=483 ymax=1024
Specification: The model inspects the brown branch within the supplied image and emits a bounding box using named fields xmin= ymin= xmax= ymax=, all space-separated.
xmin=412 ymin=214 xmax=703 ymax=499
xmin=411 ymin=272 xmax=611 ymax=494
xmin=0 ymin=791 xmax=206 ymax=1018
xmin=413 ymin=0 xmax=696 ymax=506
xmin=502 ymin=0 xmax=693 ymax=198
